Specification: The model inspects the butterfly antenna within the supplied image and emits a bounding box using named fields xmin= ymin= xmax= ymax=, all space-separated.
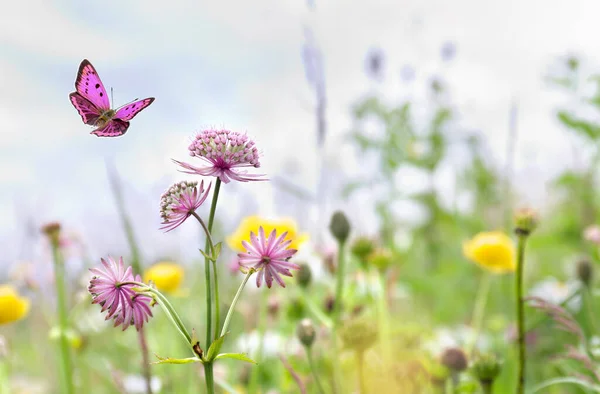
xmin=110 ymin=87 xmax=114 ymax=107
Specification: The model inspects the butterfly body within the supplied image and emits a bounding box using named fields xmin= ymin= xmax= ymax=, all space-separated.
xmin=69 ymin=59 xmax=154 ymax=137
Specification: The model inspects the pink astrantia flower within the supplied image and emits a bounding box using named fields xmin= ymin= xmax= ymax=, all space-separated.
xmin=173 ymin=129 xmax=264 ymax=184
xmin=88 ymin=257 xmax=153 ymax=331
xmin=112 ymin=275 xmax=153 ymax=331
xmin=237 ymin=227 xmax=300 ymax=288
xmin=160 ymin=180 xmax=211 ymax=232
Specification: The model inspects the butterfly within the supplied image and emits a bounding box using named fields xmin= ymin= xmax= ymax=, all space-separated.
xmin=69 ymin=59 xmax=155 ymax=137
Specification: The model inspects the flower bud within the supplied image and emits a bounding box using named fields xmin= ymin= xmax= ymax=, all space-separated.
xmin=367 ymin=248 xmax=394 ymax=272
xmin=471 ymin=353 xmax=502 ymax=389
xmin=296 ymin=263 xmax=312 ymax=288
xmin=324 ymin=294 xmax=336 ymax=315
xmin=440 ymin=347 xmax=468 ymax=373
xmin=340 ymin=318 xmax=378 ymax=353
xmin=329 ymin=211 xmax=351 ymax=244
xmin=576 ymin=259 xmax=594 ymax=287
xmin=514 ymin=208 xmax=538 ymax=236
xmin=351 ymin=237 xmax=375 ymax=263
xmin=296 ymin=318 xmax=316 ymax=348
xmin=41 ymin=222 xmax=62 ymax=246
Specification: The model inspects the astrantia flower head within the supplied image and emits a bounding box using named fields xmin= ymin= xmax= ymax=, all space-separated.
xmin=237 ymin=227 xmax=300 ymax=288
xmin=159 ymin=180 xmax=211 ymax=232
xmin=88 ymin=257 xmax=153 ymax=331
xmin=174 ymin=129 xmax=264 ymax=184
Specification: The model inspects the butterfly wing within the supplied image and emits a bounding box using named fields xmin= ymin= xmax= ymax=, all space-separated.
xmin=114 ymin=98 xmax=155 ymax=121
xmin=91 ymin=119 xmax=130 ymax=137
xmin=69 ymin=92 xmax=102 ymax=125
xmin=73 ymin=59 xmax=110 ymax=111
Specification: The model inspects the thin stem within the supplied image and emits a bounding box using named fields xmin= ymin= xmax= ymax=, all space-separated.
xmin=50 ymin=242 xmax=74 ymax=394
xmin=106 ymin=162 xmax=141 ymax=274
xmin=138 ymin=327 xmax=153 ymax=394
xmin=204 ymin=178 xmax=222 ymax=352
xmin=468 ymin=272 xmax=492 ymax=356
xmin=584 ymin=286 xmax=598 ymax=335
xmin=331 ymin=239 xmax=347 ymax=394
xmin=220 ymin=270 xmax=254 ymax=337
xmin=0 ymin=356 xmax=9 ymax=394
xmin=212 ymin=261 xmax=220 ymax=341
xmin=356 ymin=351 xmax=366 ymax=394
xmin=280 ymin=353 xmax=307 ymax=394
xmin=191 ymin=212 xmax=216 ymax=256
xmin=306 ymin=347 xmax=326 ymax=394
xmin=515 ymin=234 xmax=528 ymax=394
xmin=375 ymin=269 xmax=392 ymax=364
xmin=142 ymin=286 xmax=192 ymax=347
xmin=203 ymin=363 xmax=214 ymax=394
xmin=249 ymin=290 xmax=268 ymax=393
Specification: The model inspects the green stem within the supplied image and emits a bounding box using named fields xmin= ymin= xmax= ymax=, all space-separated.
xmin=300 ymin=288 xmax=333 ymax=328
xmin=468 ymin=272 xmax=492 ymax=356
xmin=375 ymin=269 xmax=392 ymax=364
xmin=212 ymin=261 xmax=220 ymax=341
xmin=0 ymin=356 xmax=9 ymax=394
xmin=584 ymin=286 xmax=598 ymax=336
xmin=357 ymin=351 xmax=366 ymax=394
xmin=140 ymin=285 xmax=192 ymax=348
xmin=106 ymin=163 xmax=141 ymax=274
xmin=331 ymin=239 xmax=347 ymax=394
xmin=204 ymin=179 xmax=222 ymax=352
xmin=515 ymin=234 xmax=528 ymax=394
xmin=307 ymin=347 xmax=326 ymax=394
xmin=220 ymin=270 xmax=254 ymax=338
xmin=249 ymin=290 xmax=269 ymax=393
xmin=203 ymin=363 xmax=215 ymax=394
xmin=50 ymin=243 xmax=74 ymax=394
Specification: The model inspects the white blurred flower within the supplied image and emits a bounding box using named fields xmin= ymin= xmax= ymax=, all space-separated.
xmin=123 ymin=375 xmax=162 ymax=394
xmin=235 ymin=331 xmax=302 ymax=358
xmin=529 ymin=277 xmax=581 ymax=312
xmin=422 ymin=325 xmax=490 ymax=357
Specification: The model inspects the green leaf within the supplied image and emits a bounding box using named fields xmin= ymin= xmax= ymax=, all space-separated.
xmin=205 ymin=335 xmax=226 ymax=362
xmin=557 ymin=111 xmax=600 ymax=141
xmin=214 ymin=353 xmax=257 ymax=364
xmin=151 ymin=355 xmax=202 ymax=365
xmin=213 ymin=242 xmax=222 ymax=260
xmin=528 ymin=377 xmax=600 ymax=393
xmin=199 ymin=249 xmax=215 ymax=262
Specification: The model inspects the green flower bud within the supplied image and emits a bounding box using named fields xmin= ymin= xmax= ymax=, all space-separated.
xmin=340 ymin=318 xmax=378 ymax=353
xmin=296 ymin=263 xmax=312 ymax=288
xmin=471 ymin=353 xmax=502 ymax=390
xmin=514 ymin=208 xmax=538 ymax=236
xmin=296 ymin=318 xmax=316 ymax=348
xmin=329 ymin=211 xmax=351 ymax=244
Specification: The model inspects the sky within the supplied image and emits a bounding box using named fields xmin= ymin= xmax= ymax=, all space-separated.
xmin=2 ymin=0 xmax=600 ymax=271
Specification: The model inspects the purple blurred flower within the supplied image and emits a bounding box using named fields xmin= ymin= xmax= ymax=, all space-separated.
xmin=237 ymin=227 xmax=300 ymax=288
xmin=88 ymin=257 xmax=153 ymax=331
xmin=173 ymin=129 xmax=264 ymax=184
xmin=441 ymin=41 xmax=457 ymax=62
xmin=159 ymin=180 xmax=211 ymax=232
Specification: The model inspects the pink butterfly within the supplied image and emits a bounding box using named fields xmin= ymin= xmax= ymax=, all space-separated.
xmin=69 ymin=59 xmax=155 ymax=137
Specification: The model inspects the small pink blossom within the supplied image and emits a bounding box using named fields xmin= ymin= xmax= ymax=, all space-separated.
xmin=237 ymin=227 xmax=299 ymax=288
xmin=584 ymin=225 xmax=600 ymax=245
xmin=88 ymin=257 xmax=153 ymax=331
xmin=173 ymin=129 xmax=264 ymax=184
xmin=159 ymin=180 xmax=211 ymax=232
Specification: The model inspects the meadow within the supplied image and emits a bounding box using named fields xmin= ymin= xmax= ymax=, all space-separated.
xmin=3 ymin=3 xmax=600 ymax=394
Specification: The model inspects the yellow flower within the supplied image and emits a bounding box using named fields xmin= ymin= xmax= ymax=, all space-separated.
xmin=226 ymin=215 xmax=308 ymax=252
xmin=144 ymin=262 xmax=184 ymax=293
xmin=0 ymin=285 xmax=30 ymax=324
xmin=463 ymin=231 xmax=516 ymax=273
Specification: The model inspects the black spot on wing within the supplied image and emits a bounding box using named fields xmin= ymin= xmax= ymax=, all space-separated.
xmin=95 ymin=83 xmax=100 ymax=89
xmin=99 ymin=92 xmax=103 ymax=97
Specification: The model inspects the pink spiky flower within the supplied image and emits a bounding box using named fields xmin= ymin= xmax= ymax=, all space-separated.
xmin=159 ymin=180 xmax=211 ymax=232
xmin=237 ymin=227 xmax=300 ymax=288
xmin=173 ymin=129 xmax=264 ymax=184
xmin=88 ymin=257 xmax=153 ymax=331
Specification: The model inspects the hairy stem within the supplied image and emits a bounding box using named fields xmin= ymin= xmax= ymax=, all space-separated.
xmin=515 ymin=234 xmax=528 ymax=394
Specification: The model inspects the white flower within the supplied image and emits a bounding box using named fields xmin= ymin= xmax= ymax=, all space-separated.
xmin=529 ymin=277 xmax=581 ymax=312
